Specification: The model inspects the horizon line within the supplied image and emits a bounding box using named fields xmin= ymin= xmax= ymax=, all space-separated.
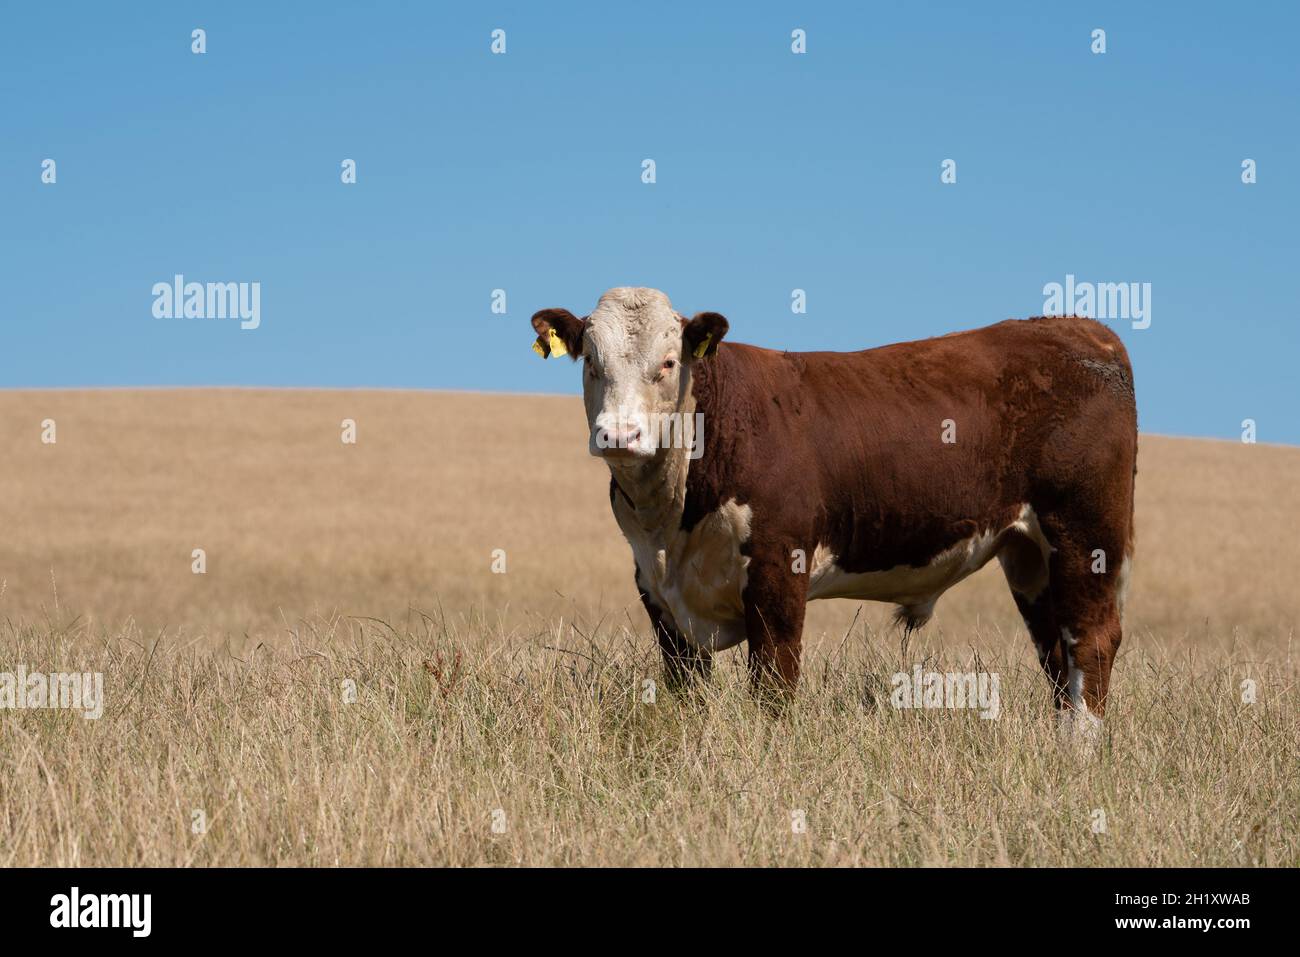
xmin=0 ymin=385 xmax=1294 ymax=450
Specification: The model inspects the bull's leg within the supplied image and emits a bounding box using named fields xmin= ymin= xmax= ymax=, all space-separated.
xmin=638 ymin=584 xmax=711 ymax=691
xmin=742 ymin=560 xmax=808 ymax=703
xmin=997 ymin=526 xmax=1069 ymax=708
xmin=655 ymin=617 xmax=712 ymax=691
xmin=1009 ymin=590 xmax=1070 ymax=710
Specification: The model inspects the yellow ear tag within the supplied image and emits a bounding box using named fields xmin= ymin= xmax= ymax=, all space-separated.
xmin=692 ymin=333 xmax=712 ymax=359
xmin=532 ymin=328 xmax=567 ymax=359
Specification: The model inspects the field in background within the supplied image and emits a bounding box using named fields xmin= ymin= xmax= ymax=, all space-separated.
xmin=0 ymin=389 xmax=1296 ymax=866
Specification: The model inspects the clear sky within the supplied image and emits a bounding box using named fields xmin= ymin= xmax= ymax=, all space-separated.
xmin=2 ymin=1 xmax=1296 ymax=443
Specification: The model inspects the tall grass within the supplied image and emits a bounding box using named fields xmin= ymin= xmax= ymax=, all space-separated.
xmin=1 ymin=611 xmax=1292 ymax=866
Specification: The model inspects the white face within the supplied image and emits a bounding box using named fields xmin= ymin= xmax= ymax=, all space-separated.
xmin=581 ymin=288 xmax=688 ymax=461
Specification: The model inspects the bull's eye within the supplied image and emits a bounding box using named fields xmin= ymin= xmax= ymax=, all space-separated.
xmin=585 ymin=359 xmax=600 ymax=380
xmin=662 ymin=358 xmax=676 ymax=371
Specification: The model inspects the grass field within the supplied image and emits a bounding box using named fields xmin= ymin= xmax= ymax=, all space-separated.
xmin=0 ymin=389 xmax=1296 ymax=866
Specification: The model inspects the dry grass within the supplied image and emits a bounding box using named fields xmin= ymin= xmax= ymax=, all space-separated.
xmin=0 ymin=389 xmax=1296 ymax=866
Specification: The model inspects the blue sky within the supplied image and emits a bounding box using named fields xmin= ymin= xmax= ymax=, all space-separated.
xmin=2 ymin=1 xmax=1296 ymax=443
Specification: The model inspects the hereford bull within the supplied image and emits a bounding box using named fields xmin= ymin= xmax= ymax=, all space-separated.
xmin=530 ymin=287 xmax=1137 ymax=733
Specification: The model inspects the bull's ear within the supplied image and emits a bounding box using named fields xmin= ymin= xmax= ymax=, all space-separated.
xmin=530 ymin=308 xmax=585 ymax=360
xmin=682 ymin=311 xmax=728 ymax=359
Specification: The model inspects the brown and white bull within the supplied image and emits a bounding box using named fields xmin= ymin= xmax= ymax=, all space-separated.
xmin=530 ymin=287 xmax=1137 ymax=732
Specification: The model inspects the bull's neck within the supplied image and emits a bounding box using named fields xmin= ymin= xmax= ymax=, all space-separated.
xmin=607 ymin=392 xmax=700 ymax=534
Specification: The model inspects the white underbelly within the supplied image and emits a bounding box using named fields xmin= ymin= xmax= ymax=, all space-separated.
xmin=807 ymin=523 xmax=1011 ymax=606
xmin=629 ymin=502 xmax=1043 ymax=651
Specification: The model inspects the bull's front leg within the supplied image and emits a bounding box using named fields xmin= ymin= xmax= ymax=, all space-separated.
xmin=742 ymin=558 xmax=809 ymax=703
xmin=637 ymin=580 xmax=711 ymax=691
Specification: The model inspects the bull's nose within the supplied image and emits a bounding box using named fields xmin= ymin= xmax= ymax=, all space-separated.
xmin=595 ymin=426 xmax=642 ymax=452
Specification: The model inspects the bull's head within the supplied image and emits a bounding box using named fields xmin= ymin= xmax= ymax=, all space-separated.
xmin=529 ymin=287 xmax=728 ymax=462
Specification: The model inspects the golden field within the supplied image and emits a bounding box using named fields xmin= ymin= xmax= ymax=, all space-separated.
xmin=0 ymin=389 xmax=1296 ymax=866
